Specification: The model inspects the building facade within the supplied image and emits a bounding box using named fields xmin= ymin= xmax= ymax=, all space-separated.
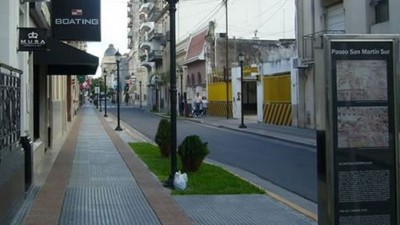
xmin=131 ymin=0 xmax=170 ymax=111
xmin=295 ymin=0 xmax=396 ymax=128
xmin=0 ymin=1 xmax=98 ymax=223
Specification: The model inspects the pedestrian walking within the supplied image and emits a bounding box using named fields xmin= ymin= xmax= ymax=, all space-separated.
xmin=194 ymin=92 xmax=202 ymax=117
xmin=202 ymin=96 xmax=208 ymax=116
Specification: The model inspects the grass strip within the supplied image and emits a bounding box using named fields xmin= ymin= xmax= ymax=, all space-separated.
xmin=129 ymin=142 xmax=265 ymax=195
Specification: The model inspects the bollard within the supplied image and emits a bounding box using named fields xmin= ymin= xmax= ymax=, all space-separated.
xmin=20 ymin=136 xmax=33 ymax=191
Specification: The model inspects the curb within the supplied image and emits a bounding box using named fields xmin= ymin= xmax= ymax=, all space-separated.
xmin=152 ymin=112 xmax=316 ymax=148
xmin=215 ymin=125 xmax=316 ymax=148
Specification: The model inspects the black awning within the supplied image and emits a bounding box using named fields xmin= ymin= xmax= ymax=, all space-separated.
xmin=34 ymin=38 xmax=98 ymax=75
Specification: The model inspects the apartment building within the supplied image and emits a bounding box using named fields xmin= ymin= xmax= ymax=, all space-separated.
xmin=133 ymin=0 xmax=170 ymax=110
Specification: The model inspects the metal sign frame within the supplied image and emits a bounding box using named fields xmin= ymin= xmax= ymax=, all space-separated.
xmin=322 ymin=34 xmax=400 ymax=225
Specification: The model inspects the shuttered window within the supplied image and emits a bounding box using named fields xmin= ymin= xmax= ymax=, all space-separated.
xmin=326 ymin=3 xmax=345 ymax=31
xmin=375 ymin=0 xmax=389 ymax=23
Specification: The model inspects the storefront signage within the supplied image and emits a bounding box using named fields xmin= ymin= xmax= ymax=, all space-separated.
xmin=52 ymin=0 xmax=101 ymax=41
xmin=18 ymin=28 xmax=47 ymax=51
xmin=328 ymin=39 xmax=398 ymax=225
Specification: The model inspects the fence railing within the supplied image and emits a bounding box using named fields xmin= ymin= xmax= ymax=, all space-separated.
xmin=0 ymin=63 xmax=22 ymax=154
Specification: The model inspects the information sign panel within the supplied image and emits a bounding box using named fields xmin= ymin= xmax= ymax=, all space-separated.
xmin=329 ymin=39 xmax=397 ymax=225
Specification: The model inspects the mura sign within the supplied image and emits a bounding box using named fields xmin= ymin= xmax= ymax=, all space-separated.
xmin=18 ymin=28 xmax=47 ymax=51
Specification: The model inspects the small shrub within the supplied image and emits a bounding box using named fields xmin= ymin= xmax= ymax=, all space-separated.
xmin=155 ymin=119 xmax=171 ymax=157
xmin=178 ymin=135 xmax=209 ymax=172
xmin=152 ymin=104 xmax=158 ymax=112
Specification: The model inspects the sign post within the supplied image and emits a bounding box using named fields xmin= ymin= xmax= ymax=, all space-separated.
xmin=319 ymin=35 xmax=400 ymax=225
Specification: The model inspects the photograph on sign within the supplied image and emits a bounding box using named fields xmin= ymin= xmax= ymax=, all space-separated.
xmin=336 ymin=60 xmax=387 ymax=101
xmin=337 ymin=106 xmax=388 ymax=148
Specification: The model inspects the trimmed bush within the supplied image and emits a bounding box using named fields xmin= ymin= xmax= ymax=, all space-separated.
xmin=178 ymin=135 xmax=209 ymax=172
xmin=155 ymin=119 xmax=171 ymax=157
xmin=152 ymin=104 xmax=158 ymax=112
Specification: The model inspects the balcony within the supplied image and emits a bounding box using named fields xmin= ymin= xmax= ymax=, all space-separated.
xmin=148 ymin=49 xmax=163 ymax=62
xmin=301 ymin=30 xmax=344 ymax=64
xmin=127 ymin=30 xmax=133 ymax=39
xmin=127 ymin=0 xmax=132 ymax=7
xmin=140 ymin=22 xmax=154 ymax=33
xmin=127 ymin=21 xmax=133 ymax=28
xmin=139 ymin=12 xmax=146 ymax=21
xmin=148 ymin=28 xmax=163 ymax=41
xmin=128 ymin=41 xmax=133 ymax=49
xmin=140 ymin=42 xmax=151 ymax=51
xmin=139 ymin=2 xmax=153 ymax=14
xmin=141 ymin=61 xmax=155 ymax=71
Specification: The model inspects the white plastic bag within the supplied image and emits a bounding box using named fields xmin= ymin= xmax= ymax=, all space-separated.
xmin=173 ymin=171 xmax=188 ymax=190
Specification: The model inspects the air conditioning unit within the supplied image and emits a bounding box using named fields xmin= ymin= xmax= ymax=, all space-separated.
xmin=292 ymin=58 xmax=308 ymax=69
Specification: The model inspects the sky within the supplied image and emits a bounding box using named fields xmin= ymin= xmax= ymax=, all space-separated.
xmin=87 ymin=0 xmax=295 ymax=77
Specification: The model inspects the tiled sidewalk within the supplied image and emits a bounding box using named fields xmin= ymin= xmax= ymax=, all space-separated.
xmin=58 ymin=112 xmax=160 ymax=225
xmin=16 ymin=105 xmax=317 ymax=225
xmin=21 ymin=105 xmax=193 ymax=225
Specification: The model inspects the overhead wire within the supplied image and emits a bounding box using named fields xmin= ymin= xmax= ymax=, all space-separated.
xmin=224 ymin=0 xmax=290 ymax=38
xmin=179 ymin=0 xmax=225 ymax=38
xmin=256 ymin=29 xmax=295 ymax=38
xmin=179 ymin=0 xmax=291 ymax=40
xmin=257 ymin=0 xmax=289 ymax=29
xmin=212 ymin=0 xmax=282 ymax=36
xmin=213 ymin=0 xmax=290 ymax=39
xmin=180 ymin=0 xmax=218 ymax=6
xmin=255 ymin=0 xmax=286 ymax=18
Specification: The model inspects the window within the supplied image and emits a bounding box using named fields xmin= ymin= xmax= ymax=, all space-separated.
xmin=187 ymin=75 xmax=190 ymax=87
xmin=197 ymin=72 xmax=202 ymax=85
xmin=374 ymin=0 xmax=389 ymax=23
xmin=191 ymin=74 xmax=195 ymax=87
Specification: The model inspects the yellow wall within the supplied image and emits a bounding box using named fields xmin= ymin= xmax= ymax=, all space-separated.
xmin=208 ymin=82 xmax=232 ymax=117
xmin=208 ymin=82 xmax=232 ymax=101
xmin=264 ymin=74 xmax=291 ymax=103
xmin=263 ymin=74 xmax=292 ymax=126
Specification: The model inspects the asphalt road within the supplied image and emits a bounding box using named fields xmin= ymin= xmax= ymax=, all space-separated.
xmin=108 ymin=107 xmax=317 ymax=202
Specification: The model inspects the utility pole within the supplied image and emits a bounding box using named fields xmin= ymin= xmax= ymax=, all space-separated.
xmin=225 ymin=0 xmax=229 ymax=119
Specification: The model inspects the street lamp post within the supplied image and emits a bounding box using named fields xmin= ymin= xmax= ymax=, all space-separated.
xmin=99 ymin=78 xmax=102 ymax=112
xmin=139 ymin=81 xmax=142 ymax=108
xmin=115 ymin=51 xmax=123 ymax=131
xmin=96 ymin=86 xmax=99 ymax=109
xmin=238 ymin=52 xmax=246 ymax=129
xmin=155 ymin=78 xmax=159 ymax=111
xmin=166 ymin=0 xmax=178 ymax=187
xmin=103 ymin=69 xmax=108 ymax=117
xmin=179 ymin=68 xmax=183 ymax=116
